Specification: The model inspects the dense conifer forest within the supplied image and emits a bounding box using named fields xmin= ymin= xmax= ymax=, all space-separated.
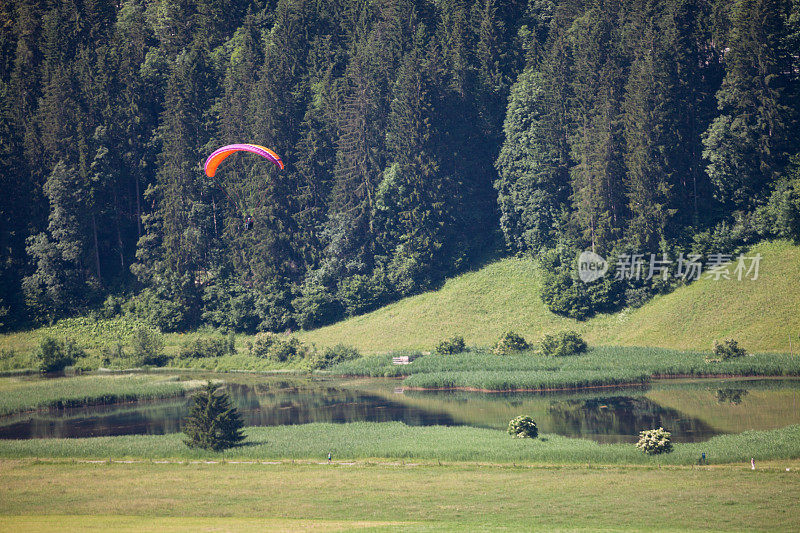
xmin=0 ymin=0 xmax=798 ymax=333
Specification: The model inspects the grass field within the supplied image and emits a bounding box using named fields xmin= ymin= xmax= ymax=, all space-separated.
xmin=1 ymin=422 xmax=799 ymax=465
xmin=299 ymin=240 xmax=800 ymax=353
xmin=1 ymin=459 xmax=799 ymax=531
xmin=0 ymin=374 xmax=204 ymax=416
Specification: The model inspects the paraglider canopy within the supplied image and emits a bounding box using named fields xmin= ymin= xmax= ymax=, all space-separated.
xmin=204 ymin=143 xmax=284 ymax=177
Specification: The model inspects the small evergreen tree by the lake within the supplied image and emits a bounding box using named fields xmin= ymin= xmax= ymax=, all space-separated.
xmin=183 ymin=382 xmax=245 ymax=451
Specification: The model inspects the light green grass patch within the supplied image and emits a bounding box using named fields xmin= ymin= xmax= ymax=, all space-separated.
xmin=1 ymin=460 xmax=799 ymax=531
xmin=0 ymin=374 xmax=203 ymax=416
xmin=1 ymin=422 xmax=799 ymax=465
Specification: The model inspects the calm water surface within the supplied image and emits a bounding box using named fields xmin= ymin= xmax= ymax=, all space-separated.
xmin=1 ymin=375 xmax=798 ymax=443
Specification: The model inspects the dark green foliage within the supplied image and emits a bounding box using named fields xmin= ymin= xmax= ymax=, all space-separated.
xmin=710 ymin=339 xmax=748 ymax=361
xmin=492 ymin=331 xmax=529 ymax=356
xmin=756 ymin=154 xmax=800 ymax=242
xmin=1 ymin=0 xmax=798 ymax=334
xmin=183 ymin=382 xmax=245 ymax=451
xmin=129 ymin=327 xmax=167 ymax=367
xmin=702 ymin=0 xmax=797 ymax=211
xmin=539 ymin=248 xmax=621 ymax=320
xmin=37 ymin=336 xmax=83 ymax=373
xmin=127 ymin=279 xmax=199 ymax=333
xmin=539 ymin=331 xmax=588 ymax=357
xmin=201 ymin=278 xmax=263 ymax=334
xmin=292 ymin=283 xmax=344 ymax=330
xmin=306 ymin=343 xmax=361 ymax=370
xmin=435 ymin=336 xmax=467 ymax=355
xmin=179 ymin=336 xmax=232 ymax=360
xmin=507 ymin=415 xmax=538 ymax=439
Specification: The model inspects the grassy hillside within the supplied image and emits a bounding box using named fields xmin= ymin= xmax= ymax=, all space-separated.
xmin=300 ymin=240 xmax=800 ymax=353
xmin=2 ymin=240 xmax=797 ymax=359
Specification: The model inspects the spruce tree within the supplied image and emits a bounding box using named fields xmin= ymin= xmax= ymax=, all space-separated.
xmin=183 ymin=382 xmax=245 ymax=451
xmin=702 ymin=0 xmax=797 ymax=210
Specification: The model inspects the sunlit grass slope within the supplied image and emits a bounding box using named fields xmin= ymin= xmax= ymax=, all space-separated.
xmin=300 ymin=240 xmax=800 ymax=353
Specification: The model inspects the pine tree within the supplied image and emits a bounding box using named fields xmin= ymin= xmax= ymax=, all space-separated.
xmin=568 ymin=0 xmax=628 ymax=253
xmin=183 ymin=382 xmax=245 ymax=451
xmin=702 ymin=0 xmax=797 ymax=210
xmin=495 ymin=68 xmax=566 ymax=253
xmin=379 ymin=24 xmax=453 ymax=291
xmin=22 ymin=161 xmax=96 ymax=320
xmin=622 ymin=0 xmax=677 ymax=250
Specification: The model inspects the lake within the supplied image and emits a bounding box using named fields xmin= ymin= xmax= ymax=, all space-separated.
xmin=1 ymin=374 xmax=798 ymax=443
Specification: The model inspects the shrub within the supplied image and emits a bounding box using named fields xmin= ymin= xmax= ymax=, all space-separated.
xmin=507 ymin=415 xmax=538 ymax=439
xmin=492 ymin=331 xmax=529 ymax=355
xmin=435 ymin=336 xmax=466 ymax=355
xmin=269 ymin=337 xmax=308 ymax=362
xmin=540 ymin=269 xmax=592 ymax=319
xmin=179 ymin=336 xmax=231 ymax=359
xmin=539 ymin=331 xmax=588 ymax=357
xmin=307 ymin=344 xmax=361 ymax=370
xmin=37 ymin=336 xmax=83 ymax=372
xmin=636 ymin=427 xmax=673 ymax=455
xmin=130 ymin=327 xmax=167 ymax=367
xmin=183 ymin=382 xmax=245 ymax=451
xmin=708 ymin=339 xmax=747 ymax=362
xmin=100 ymin=341 xmax=126 ymax=366
xmin=252 ymin=332 xmax=310 ymax=362
xmin=251 ymin=332 xmax=278 ymax=358
xmin=101 ymin=295 xmax=125 ymax=318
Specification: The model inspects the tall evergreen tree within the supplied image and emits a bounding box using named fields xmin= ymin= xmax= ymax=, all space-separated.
xmin=568 ymin=0 xmax=628 ymax=253
xmin=702 ymin=0 xmax=797 ymax=210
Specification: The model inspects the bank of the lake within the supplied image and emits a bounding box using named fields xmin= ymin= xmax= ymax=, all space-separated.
xmin=1 ymin=422 xmax=798 ymax=465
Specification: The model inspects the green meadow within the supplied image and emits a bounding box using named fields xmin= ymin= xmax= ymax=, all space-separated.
xmin=2 ymin=459 xmax=799 ymax=532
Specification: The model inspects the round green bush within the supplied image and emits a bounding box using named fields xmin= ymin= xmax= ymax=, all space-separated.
xmin=635 ymin=427 xmax=673 ymax=455
xmin=507 ymin=415 xmax=538 ymax=439
xmin=435 ymin=335 xmax=466 ymax=355
xmin=493 ymin=331 xmax=529 ymax=355
xmin=539 ymin=330 xmax=588 ymax=357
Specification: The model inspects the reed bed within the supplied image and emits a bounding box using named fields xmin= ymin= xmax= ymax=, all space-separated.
xmin=327 ymin=346 xmax=800 ymax=390
xmin=0 ymin=374 xmax=203 ymax=416
xmin=402 ymin=369 xmax=649 ymax=391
